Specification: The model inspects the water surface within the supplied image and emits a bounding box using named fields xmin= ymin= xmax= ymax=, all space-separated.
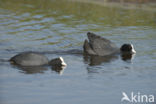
xmin=0 ymin=0 xmax=156 ymax=104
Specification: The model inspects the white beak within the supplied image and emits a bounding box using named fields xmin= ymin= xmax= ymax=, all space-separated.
xmin=131 ymin=44 xmax=136 ymax=54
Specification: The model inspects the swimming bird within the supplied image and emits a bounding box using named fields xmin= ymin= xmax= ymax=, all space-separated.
xmin=83 ymin=32 xmax=136 ymax=56
xmin=10 ymin=52 xmax=67 ymax=67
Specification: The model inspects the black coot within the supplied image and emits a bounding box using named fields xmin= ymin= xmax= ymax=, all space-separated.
xmin=10 ymin=52 xmax=67 ymax=67
xmin=83 ymin=32 xmax=136 ymax=56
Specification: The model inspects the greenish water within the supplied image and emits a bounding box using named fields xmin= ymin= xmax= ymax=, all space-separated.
xmin=0 ymin=0 xmax=156 ymax=104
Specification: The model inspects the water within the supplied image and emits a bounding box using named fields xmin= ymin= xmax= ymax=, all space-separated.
xmin=0 ymin=0 xmax=156 ymax=104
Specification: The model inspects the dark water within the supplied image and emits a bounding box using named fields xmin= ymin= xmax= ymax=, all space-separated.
xmin=0 ymin=0 xmax=156 ymax=104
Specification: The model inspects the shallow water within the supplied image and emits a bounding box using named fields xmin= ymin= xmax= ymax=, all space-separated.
xmin=0 ymin=0 xmax=156 ymax=104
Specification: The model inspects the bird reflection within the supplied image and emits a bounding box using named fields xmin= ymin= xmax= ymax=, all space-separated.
xmin=15 ymin=66 xmax=48 ymax=74
xmin=11 ymin=64 xmax=66 ymax=75
xmin=121 ymin=53 xmax=135 ymax=61
xmin=83 ymin=54 xmax=118 ymax=66
xmin=51 ymin=65 xmax=66 ymax=75
xmin=83 ymin=53 xmax=135 ymax=66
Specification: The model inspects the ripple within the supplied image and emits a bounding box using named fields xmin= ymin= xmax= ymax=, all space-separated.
xmin=0 ymin=0 xmax=156 ymax=104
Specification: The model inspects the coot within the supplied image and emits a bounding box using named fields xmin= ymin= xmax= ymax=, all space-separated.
xmin=10 ymin=52 xmax=67 ymax=67
xmin=83 ymin=32 xmax=136 ymax=56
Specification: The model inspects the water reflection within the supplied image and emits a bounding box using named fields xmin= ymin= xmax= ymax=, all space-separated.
xmin=0 ymin=0 xmax=156 ymax=28
xmin=16 ymin=66 xmax=48 ymax=74
xmin=83 ymin=54 xmax=118 ymax=66
xmin=83 ymin=53 xmax=135 ymax=66
xmin=121 ymin=53 xmax=136 ymax=61
xmin=11 ymin=65 xmax=66 ymax=75
xmin=51 ymin=65 xmax=66 ymax=75
xmin=0 ymin=0 xmax=156 ymax=52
